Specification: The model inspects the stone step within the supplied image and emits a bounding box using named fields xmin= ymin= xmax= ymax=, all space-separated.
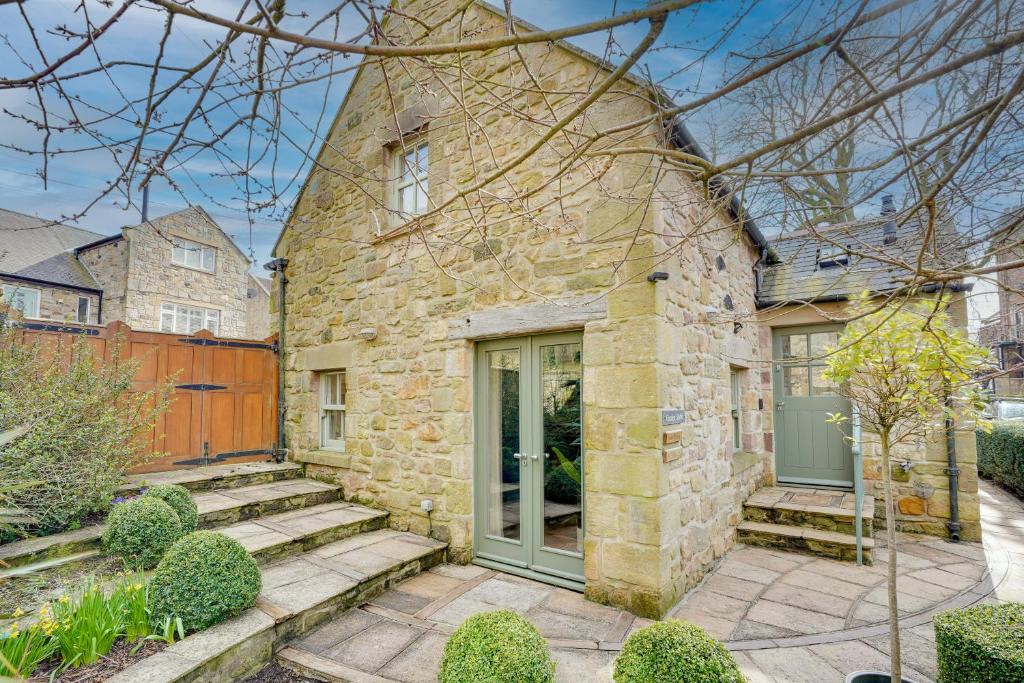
xmin=0 ymin=477 xmax=340 ymax=572
xmin=218 ymin=501 xmax=389 ymax=565
xmin=105 ymin=530 xmax=448 ymax=683
xmin=743 ymin=486 xmax=874 ymax=538
xmin=121 ymin=461 xmax=303 ymax=494
xmin=737 ymin=520 xmax=874 ymax=565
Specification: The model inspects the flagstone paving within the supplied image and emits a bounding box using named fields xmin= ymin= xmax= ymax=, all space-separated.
xmin=279 ymin=480 xmax=1022 ymax=682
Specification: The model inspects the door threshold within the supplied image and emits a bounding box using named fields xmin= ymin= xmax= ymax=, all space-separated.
xmin=472 ymin=557 xmax=584 ymax=592
xmin=777 ymin=479 xmax=854 ymax=492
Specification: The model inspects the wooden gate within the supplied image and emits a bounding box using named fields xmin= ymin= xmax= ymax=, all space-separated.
xmin=13 ymin=320 xmax=278 ymax=473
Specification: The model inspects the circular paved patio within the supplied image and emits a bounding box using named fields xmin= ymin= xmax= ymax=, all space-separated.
xmin=282 ymin=481 xmax=1022 ymax=683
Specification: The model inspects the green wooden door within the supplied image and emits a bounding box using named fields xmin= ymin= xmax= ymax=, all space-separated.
xmin=473 ymin=333 xmax=584 ymax=588
xmin=772 ymin=326 xmax=854 ymax=488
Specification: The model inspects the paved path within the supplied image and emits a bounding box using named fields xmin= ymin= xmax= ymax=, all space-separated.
xmin=284 ymin=481 xmax=1021 ymax=682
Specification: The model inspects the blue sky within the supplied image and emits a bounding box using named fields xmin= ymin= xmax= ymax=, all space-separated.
xmin=0 ymin=0 xmax=804 ymax=268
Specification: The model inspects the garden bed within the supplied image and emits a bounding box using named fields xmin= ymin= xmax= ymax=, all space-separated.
xmin=239 ymin=661 xmax=324 ymax=683
xmin=31 ymin=639 xmax=166 ymax=682
xmin=0 ymin=555 xmax=122 ymax=622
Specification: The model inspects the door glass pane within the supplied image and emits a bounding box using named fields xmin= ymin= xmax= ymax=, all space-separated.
xmin=811 ymin=365 xmax=838 ymax=395
xmin=487 ymin=349 xmax=521 ymax=541
xmin=783 ymin=366 xmax=809 ymax=396
xmin=809 ymin=331 xmax=838 ymax=360
xmin=781 ymin=334 xmax=807 ymax=360
xmin=540 ymin=342 xmax=583 ymax=554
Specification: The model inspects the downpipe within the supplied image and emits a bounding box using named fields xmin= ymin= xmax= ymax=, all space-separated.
xmin=264 ymin=257 xmax=289 ymax=463
xmin=944 ymin=387 xmax=961 ymax=542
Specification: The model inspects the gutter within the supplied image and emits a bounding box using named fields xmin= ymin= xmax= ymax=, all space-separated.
xmin=755 ymin=280 xmax=974 ymax=310
xmin=0 ymin=271 xmax=103 ymax=295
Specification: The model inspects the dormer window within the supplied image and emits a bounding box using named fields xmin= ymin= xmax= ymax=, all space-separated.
xmin=171 ymin=237 xmax=216 ymax=272
xmin=817 ymin=244 xmax=849 ymax=268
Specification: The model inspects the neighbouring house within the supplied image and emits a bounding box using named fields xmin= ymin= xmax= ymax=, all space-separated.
xmin=0 ymin=206 xmax=271 ymax=339
xmin=272 ymin=0 xmax=979 ymax=618
xmin=979 ymin=209 xmax=1024 ymax=396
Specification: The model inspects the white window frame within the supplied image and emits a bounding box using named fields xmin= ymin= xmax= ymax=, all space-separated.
xmin=2 ymin=284 xmax=41 ymax=318
xmin=319 ymin=371 xmax=346 ymax=451
xmin=171 ymin=237 xmax=216 ymax=273
xmin=817 ymin=244 xmax=849 ymax=268
xmin=76 ymin=296 xmax=90 ymax=324
xmin=159 ymin=302 xmax=220 ymax=335
xmin=391 ymin=139 xmax=429 ymax=221
xmin=730 ymin=368 xmax=742 ymax=452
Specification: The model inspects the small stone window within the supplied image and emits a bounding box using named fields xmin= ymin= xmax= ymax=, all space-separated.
xmin=730 ymin=367 xmax=743 ymax=452
xmin=320 ymin=370 xmax=346 ymax=451
xmin=76 ymin=296 xmax=90 ymax=324
xmin=391 ymin=140 xmax=429 ymax=220
xmin=171 ymin=237 xmax=216 ymax=272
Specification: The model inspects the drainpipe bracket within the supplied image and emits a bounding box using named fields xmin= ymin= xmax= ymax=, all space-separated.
xmin=944 ymin=466 xmax=961 ymax=476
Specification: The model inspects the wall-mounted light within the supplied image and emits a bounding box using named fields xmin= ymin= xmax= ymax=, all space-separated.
xmin=647 ymin=271 xmax=669 ymax=283
xmin=358 ymin=327 xmax=378 ymax=341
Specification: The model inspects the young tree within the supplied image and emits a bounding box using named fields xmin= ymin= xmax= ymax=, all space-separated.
xmin=823 ymin=293 xmax=991 ymax=681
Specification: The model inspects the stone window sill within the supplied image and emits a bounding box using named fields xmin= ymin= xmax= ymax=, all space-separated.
xmin=293 ymin=449 xmax=349 ymax=468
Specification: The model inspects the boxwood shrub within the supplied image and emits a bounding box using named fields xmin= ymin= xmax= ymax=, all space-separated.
xmin=149 ymin=531 xmax=261 ymax=634
xmin=613 ymin=620 xmax=744 ymax=683
xmin=143 ymin=484 xmax=198 ymax=532
xmin=977 ymin=423 xmax=1024 ymax=496
xmin=102 ymin=496 xmax=183 ymax=569
xmin=438 ymin=610 xmax=554 ymax=683
xmin=934 ymin=602 xmax=1024 ymax=682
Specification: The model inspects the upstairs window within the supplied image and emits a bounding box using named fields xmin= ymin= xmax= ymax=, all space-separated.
xmin=160 ymin=302 xmax=219 ymax=335
xmin=320 ymin=371 xmax=346 ymax=450
xmin=392 ymin=141 xmax=429 ymax=220
xmin=171 ymin=237 xmax=216 ymax=272
xmin=2 ymin=284 xmax=40 ymax=318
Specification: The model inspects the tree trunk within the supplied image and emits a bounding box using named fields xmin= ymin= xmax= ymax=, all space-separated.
xmin=880 ymin=429 xmax=902 ymax=680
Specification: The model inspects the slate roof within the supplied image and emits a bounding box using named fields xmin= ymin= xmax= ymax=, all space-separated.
xmin=758 ymin=211 xmax=965 ymax=307
xmin=13 ymin=252 xmax=101 ymax=290
xmin=0 ymin=208 xmax=104 ymax=274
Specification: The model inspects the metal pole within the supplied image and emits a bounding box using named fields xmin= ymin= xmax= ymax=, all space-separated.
xmin=852 ymin=406 xmax=864 ymax=565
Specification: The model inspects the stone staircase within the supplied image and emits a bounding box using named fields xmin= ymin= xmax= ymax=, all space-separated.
xmin=737 ymin=486 xmax=875 ymax=564
xmin=2 ymin=461 xmax=449 ymax=682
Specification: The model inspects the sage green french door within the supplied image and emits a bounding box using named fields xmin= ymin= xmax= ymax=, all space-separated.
xmin=473 ymin=332 xmax=584 ymax=587
xmin=772 ymin=325 xmax=854 ymax=488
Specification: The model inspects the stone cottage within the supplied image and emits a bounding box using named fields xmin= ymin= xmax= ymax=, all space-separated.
xmin=1 ymin=206 xmax=271 ymax=339
xmin=272 ymin=0 xmax=978 ymax=617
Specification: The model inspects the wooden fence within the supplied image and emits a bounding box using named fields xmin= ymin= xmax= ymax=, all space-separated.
xmin=12 ymin=320 xmax=279 ymax=473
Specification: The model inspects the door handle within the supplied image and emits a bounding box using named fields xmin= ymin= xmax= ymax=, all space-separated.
xmin=513 ymin=452 xmax=528 ymax=465
xmin=530 ymin=453 xmax=539 ymax=461
xmin=776 ymin=402 xmax=785 ymax=409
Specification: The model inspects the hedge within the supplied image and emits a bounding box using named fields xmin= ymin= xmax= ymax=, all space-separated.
xmin=976 ymin=423 xmax=1024 ymax=497
xmin=149 ymin=531 xmax=262 ymax=633
xmin=438 ymin=610 xmax=554 ymax=683
xmin=934 ymin=603 xmax=1024 ymax=682
xmin=102 ymin=496 xmax=183 ymax=569
xmin=613 ymin=620 xmax=744 ymax=683
xmin=143 ymin=484 xmax=198 ymax=532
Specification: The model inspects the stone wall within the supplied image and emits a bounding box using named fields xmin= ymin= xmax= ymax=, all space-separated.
xmin=275 ymin=0 xmax=769 ymax=618
xmin=246 ymin=276 xmax=272 ymax=340
xmin=0 ymin=276 xmax=100 ymax=324
xmin=121 ymin=208 xmax=251 ymax=339
xmin=78 ymin=237 xmax=128 ymax=322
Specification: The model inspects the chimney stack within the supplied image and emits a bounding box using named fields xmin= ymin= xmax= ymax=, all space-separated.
xmin=881 ymin=194 xmax=897 ymax=244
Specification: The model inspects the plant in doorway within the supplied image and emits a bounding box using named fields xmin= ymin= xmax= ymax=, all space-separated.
xmin=823 ymin=293 xmax=990 ymax=682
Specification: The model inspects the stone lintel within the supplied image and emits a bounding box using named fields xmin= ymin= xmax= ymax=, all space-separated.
xmin=298 ymin=341 xmax=356 ymax=371
xmin=446 ymin=296 xmax=606 ymax=340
